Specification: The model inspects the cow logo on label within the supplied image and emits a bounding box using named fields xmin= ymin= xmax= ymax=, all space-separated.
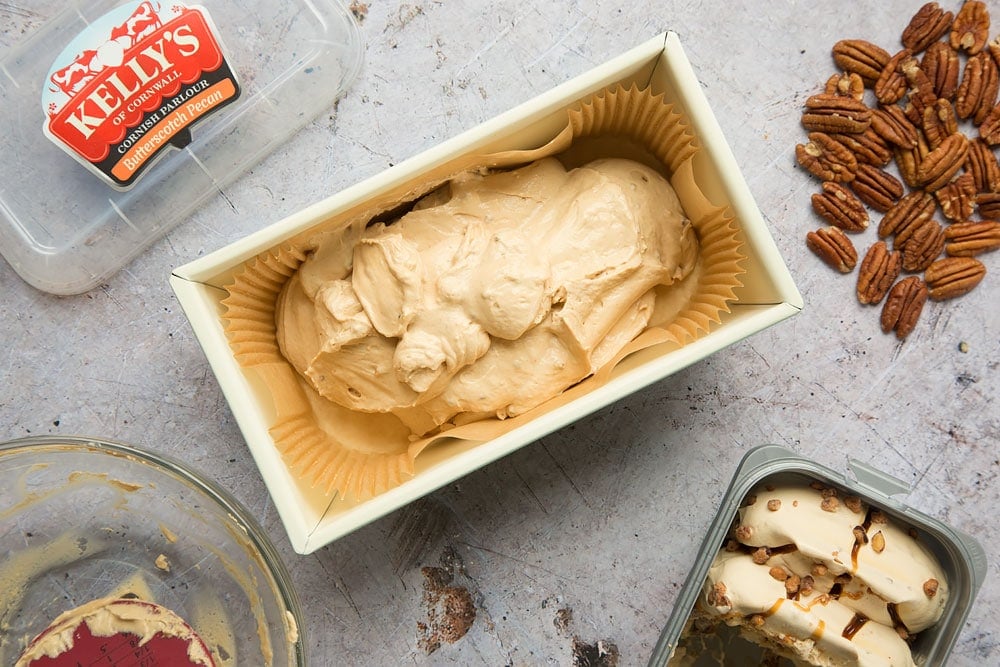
xmin=42 ymin=1 xmax=240 ymax=189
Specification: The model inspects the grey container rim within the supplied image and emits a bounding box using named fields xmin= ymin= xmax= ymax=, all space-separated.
xmin=0 ymin=434 xmax=306 ymax=666
xmin=646 ymin=443 xmax=989 ymax=667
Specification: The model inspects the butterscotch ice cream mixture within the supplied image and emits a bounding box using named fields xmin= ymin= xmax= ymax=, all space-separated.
xmin=277 ymin=156 xmax=699 ymax=435
xmin=684 ymin=481 xmax=948 ymax=667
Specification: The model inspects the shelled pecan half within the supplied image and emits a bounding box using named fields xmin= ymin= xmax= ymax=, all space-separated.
xmin=880 ymin=276 xmax=928 ymax=339
xmin=807 ymin=226 xmax=858 ymax=273
xmin=925 ymin=256 xmax=987 ymax=299
xmin=944 ymin=220 xmax=1000 ymax=255
xmin=857 ymin=241 xmax=903 ymax=304
xmin=812 ymin=182 xmax=870 ymax=232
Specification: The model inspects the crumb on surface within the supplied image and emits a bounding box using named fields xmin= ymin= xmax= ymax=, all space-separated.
xmin=349 ymin=2 xmax=368 ymax=21
xmin=154 ymin=553 xmax=170 ymax=572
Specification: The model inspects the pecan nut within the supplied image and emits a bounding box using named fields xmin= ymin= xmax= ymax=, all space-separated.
xmin=903 ymin=2 xmax=955 ymax=53
xmin=916 ymin=133 xmax=969 ymax=191
xmin=857 ymin=241 xmax=903 ymax=305
xmin=975 ymin=191 xmax=1000 ymax=217
xmin=796 ymin=132 xmax=858 ymax=182
xmin=903 ymin=57 xmax=939 ymax=121
xmin=977 ymin=102 xmax=1000 ymax=144
xmin=801 ymin=94 xmax=873 ymax=134
xmin=875 ymin=49 xmax=914 ymax=105
xmin=921 ymin=41 xmax=960 ymax=101
xmin=925 ymin=256 xmax=987 ymax=299
xmin=944 ymin=220 xmax=1000 ymax=255
xmin=824 ymin=72 xmax=865 ymax=101
xmin=807 ymin=226 xmax=858 ymax=273
xmin=922 ymin=99 xmax=959 ymax=149
xmin=951 ymin=0 xmax=991 ymax=54
xmin=879 ymin=190 xmax=936 ymax=250
xmin=871 ymin=105 xmax=919 ymax=148
xmin=881 ymin=276 xmax=928 ymax=339
xmin=902 ymin=220 xmax=947 ymax=271
xmin=851 ymin=163 xmax=904 ymax=212
xmin=955 ymin=52 xmax=999 ymax=124
xmin=833 ymin=39 xmax=892 ymax=84
xmin=812 ymin=182 xmax=869 ymax=232
xmin=965 ymin=137 xmax=1000 ymax=191
xmin=934 ymin=171 xmax=976 ymax=222
xmin=831 ymin=129 xmax=893 ymax=167
xmin=894 ymin=145 xmax=923 ymax=188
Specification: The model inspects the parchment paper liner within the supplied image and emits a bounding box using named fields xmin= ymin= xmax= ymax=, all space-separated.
xmin=221 ymin=84 xmax=746 ymax=502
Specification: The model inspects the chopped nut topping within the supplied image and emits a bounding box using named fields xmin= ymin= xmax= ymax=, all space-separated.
xmin=785 ymin=574 xmax=802 ymax=596
xmin=835 ymin=573 xmax=853 ymax=585
xmin=800 ymin=575 xmax=815 ymax=596
xmin=821 ymin=496 xmax=840 ymax=512
xmin=765 ymin=484 xmax=776 ymax=492
xmin=770 ymin=566 xmax=789 ymax=581
xmin=853 ymin=526 xmax=869 ymax=544
xmin=909 ymin=527 xmax=919 ymax=539
xmin=810 ymin=481 xmax=827 ymax=491
xmin=750 ymin=614 xmax=766 ymax=628
xmin=924 ymin=578 xmax=940 ymax=598
xmin=872 ymin=531 xmax=886 ymax=553
xmin=767 ymin=499 xmax=782 ymax=511
xmin=793 ymin=500 xmax=799 ymax=507
xmin=752 ymin=547 xmax=772 ymax=565
xmin=812 ymin=563 xmax=829 ymax=577
xmin=871 ymin=509 xmax=888 ymax=524
xmin=708 ymin=581 xmax=731 ymax=607
xmin=735 ymin=525 xmax=753 ymax=541
xmin=821 ymin=486 xmax=838 ymax=498
xmin=725 ymin=539 xmax=740 ymax=552
xmin=745 ymin=494 xmax=758 ymax=506
xmin=896 ymin=626 xmax=910 ymax=640
xmin=844 ymin=495 xmax=864 ymax=513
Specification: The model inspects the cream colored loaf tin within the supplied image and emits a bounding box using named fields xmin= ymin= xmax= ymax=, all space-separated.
xmin=171 ymin=33 xmax=802 ymax=554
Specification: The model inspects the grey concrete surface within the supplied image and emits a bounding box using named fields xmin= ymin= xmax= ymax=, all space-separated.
xmin=1 ymin=1 xmax=997 ymax=665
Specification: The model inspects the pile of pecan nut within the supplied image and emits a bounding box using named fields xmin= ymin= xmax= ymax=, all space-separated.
xmin=797 ymin=1 xmax=1000 ymax=339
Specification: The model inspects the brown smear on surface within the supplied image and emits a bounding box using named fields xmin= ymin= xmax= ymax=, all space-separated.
xmin=572 ymin=637 xmax=620 ymax=666
xmin=416 ymin=549 xmax=476 ymax=654
xmin=554 ymin=606 xmax=573 ymax=635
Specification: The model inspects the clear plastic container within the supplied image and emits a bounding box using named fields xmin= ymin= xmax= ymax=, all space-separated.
xmin=648 ymin=445 xmax=988 ymax=666
xmin=0 ymin=0 xmax=363 ymax=294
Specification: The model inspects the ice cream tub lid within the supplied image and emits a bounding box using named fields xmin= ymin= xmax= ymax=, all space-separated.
xmin=647 ymin=444 xmax=988 ymax=667
xmin=0 ymin=0 xmax=364 ymax=295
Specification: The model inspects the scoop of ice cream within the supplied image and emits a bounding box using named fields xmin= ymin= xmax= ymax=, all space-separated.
xmin=704 ymin=551 xmax=915 ymax=667
xmin=277 ymin=157 xmax=697 ymax=434
xmin=694 ymin=481 xmax=949 ymax=667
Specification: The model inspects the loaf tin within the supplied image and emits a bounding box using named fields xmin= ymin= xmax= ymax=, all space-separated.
xmin=171 ymin=32 xmax=803 ymax=554
xmin=648 ymin=444 xmax=988 ymax=666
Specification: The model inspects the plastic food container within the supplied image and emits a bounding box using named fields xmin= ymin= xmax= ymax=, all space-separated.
xmin=171 ymin=32 xmax=803 ymax=554
xmin=0 ymin=0 xmax=363 ymax=295
xmin=0 ymin=435 xmax=304 ymax=666
xmin=648 ymin=445 xmax=988 ymax=666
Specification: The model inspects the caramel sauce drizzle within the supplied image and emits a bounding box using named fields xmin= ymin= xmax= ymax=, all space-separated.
xmin=769 ymin=543 xmax=799 ymax=555
xmin=850 ymin=507 xmax=877 ymax=572
xmin=764 ymin=598 xmax=785 ymax=617
xmin=842 ymin=613 xmax=869 ymax=640
xmin=810 ymin=619 xmax=826 ymax=641
xmin=738 ymin=542 xmax=798 ymax=556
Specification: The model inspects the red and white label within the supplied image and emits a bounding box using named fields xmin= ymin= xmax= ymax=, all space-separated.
xmin=43 ymin=2 xmax=240 ymax=189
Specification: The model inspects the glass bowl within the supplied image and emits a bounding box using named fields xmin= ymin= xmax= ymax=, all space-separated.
xmin=0 ymin=435 xmax=304 ymax=666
